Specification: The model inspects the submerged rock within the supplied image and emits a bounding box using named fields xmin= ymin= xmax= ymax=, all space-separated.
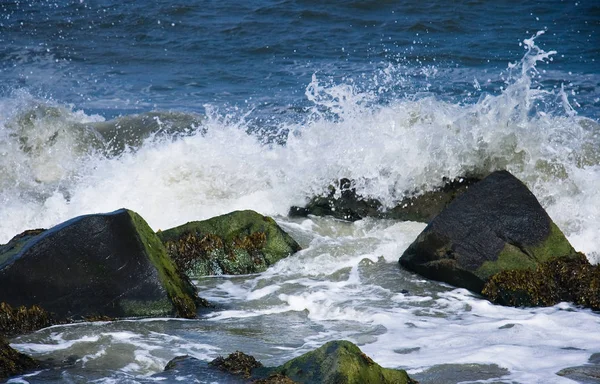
xmin=266 ymin=340 xmax=416 ymax=384
xmin=158 ymin=210 xmax=301 ymax=277
xmin=289 ymin=177 xmax=480 ymax=223
xmin=399 ymin=170 xmax=581 ymax=306
xmin=0 ymin=209 xmax=200 ymax=321
xmin=557 ymin=352 xmax=600 ymax=384
xmin=0 ymin=337 xmax=38 ymax=380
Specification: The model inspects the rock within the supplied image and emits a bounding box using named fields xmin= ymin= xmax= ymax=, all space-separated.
xmin=159 ymin=341 xmax=415 ymax=384
xmin=157 ymin=210 xmax=301 ymax=277
xmin=252 ymin=373 xmax=298 ymax=384
xmin=385 ymin=177 xmax=480 ymax=223
xmin=156 ymin=355 xmax=246 ymax=383
xmin=399 ymin=170 xmax=579 ymax=301
xmin=267 ymin=340 xmax=416 ymax=384
xmin=0 ymin=209 xmax=200 ymax=321
xmin=482 ymin=252 xmax=600 ymax=308
xmin=210 ymin=351 xmax=263 ymax=378
xmin=557 ymin=352 xmax=600 ymax=383
xmin=289 ymin=178 xmax=383 ymax=221
xmin=0 ymin=336 xmax=38 ymax=380
xmin=0 ymin=302 xmax=53 ymax=338
xmin=289 ymin=177 xmax=480 ymax=223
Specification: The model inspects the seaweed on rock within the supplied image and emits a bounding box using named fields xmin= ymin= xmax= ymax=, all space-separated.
xmin=0 ymin=302 xmax=53 ymax=338
xmin=482 ymin=252 xmax=600 ymax=308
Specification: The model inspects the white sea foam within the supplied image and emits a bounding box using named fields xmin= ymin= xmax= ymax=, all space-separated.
xmin=1 ymin=33 xmax=598 ymax=264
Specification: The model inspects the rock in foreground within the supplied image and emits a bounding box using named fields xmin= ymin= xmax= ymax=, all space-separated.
xmin=268 ymin=340 xmax=416 ymax=384
xmin=0 ymin=337 xmax=38 ymax=380
xmin=158 ymin=210 xmax=301 ymax=277
xmin=399 ymin=170 xmax=580 ymax=304
xmin=0 ymin=209 xmax=199 ymax=321
xmin=160 ymin=340 xmax=416 ymax=384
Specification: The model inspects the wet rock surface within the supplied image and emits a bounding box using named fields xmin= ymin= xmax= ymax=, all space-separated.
xmin=158 ymin=210 xmax=301 ymax=277
xmin=399 ymin=170 xmax=577 ymax=295
xmin=0 ymin=209 xmax=200 ymax=321
xmin=290 ymin=177 xmax=480 ymax=223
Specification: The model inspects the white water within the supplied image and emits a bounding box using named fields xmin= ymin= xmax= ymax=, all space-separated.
xmin=2 ymin=33 xmax=600 ymax=383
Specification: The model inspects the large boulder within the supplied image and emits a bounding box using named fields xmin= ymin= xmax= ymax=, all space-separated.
xmin=0 ymin=209 xmax=200 ymax=321
xmin=289 ymin=177 xmax=480 ymax=223
xmin=157 ymin=210 xmax=301 ymax=277
xmin=399 ymin=170 xmax=580 ymax=304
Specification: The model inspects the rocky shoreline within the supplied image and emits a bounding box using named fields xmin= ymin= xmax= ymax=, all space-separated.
xmin=1 ymin=170 xmax=598 ymax=382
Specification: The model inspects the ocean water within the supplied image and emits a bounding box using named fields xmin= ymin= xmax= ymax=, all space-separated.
xmin=1 ymin=1 xmax=599 ymax=383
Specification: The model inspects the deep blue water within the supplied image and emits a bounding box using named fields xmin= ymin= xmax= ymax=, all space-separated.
xmin=1 ymin=0 xmax=598 ymax=119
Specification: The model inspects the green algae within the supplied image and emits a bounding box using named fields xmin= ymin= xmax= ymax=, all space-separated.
xmin=158 ymin=210 xmax=300 ymax=277
xmin=271 ymin=340 xmax=416 ymax=384
xmin=0 ymin=302 xmax=53 ymax=338
xmin=127 ymin=210 xmax=199 ymax=318
xmin=119 ymin=298 xmax=176 ymax=318
xmin=210 ymin=351 xmax=263 ymax=378
xmin=476 ymin=222 xmax=577 ymax=280
xmin=482 ymin=252 xmax=600 ymax=308
xmin=0 ymin=229 xmax=46 ymax=267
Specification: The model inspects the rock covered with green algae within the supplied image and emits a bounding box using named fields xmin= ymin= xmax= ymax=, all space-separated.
xmin=483 ymin=252 xmax=600 ymax=308
xmin=400 ymin=170 xmax=581 ymax=305
xmin=0 ymin=209 xmax=201 ymax=321
xmin=159 ymin=341 xmax=416 ymax=384
xmin=0 ymin=337 xmax=38 ymax=380
xmin=157 ymin=210 xmax=301 ymax=277
xmin=0 ymin=302 xmax=53 ymax=338
xmin=266 ymin=340 xmax=416 ymax=384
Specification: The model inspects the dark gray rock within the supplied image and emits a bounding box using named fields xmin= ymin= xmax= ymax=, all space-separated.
xmin=289 ymin=177 xmax=480 ymax=223
xmin=399 ymin=170 xmax=577 ymax=294
xmin=0 ymin=209 xmax=200 ymax=321
xmin=557 ymin=353 xmax=600 ymax=383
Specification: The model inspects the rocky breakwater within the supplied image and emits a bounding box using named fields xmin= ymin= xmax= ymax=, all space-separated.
xmin=156 ymin=340 xmax=417 ymax=384
xmin=399 ymin=170 xmax=599 ymax=308
xmin=158 ymin=210 xmax=301 ymax=277
xmin=290 ymin=177 xmax=481 ymax=223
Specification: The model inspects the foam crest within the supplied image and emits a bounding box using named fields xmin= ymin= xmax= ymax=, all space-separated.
xmin=0 ymin=33 xmax=598 ymax=262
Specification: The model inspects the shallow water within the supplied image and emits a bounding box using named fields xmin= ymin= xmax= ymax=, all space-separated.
xmin=1 ymin=1 xmax=599 ymax=383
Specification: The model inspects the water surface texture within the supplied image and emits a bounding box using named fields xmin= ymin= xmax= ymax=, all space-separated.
xmin=1 ymin=1 xmax=599 ymax=383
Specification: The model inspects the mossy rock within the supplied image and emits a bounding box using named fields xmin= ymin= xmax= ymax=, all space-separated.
xmin=0 ymin=302 xmax=53 ymax=338
xmin=158 ymin=210 xmax=301 ymax=277
xmin=483 ymin=252 xmax=600 ymax=308
xmin=265 ymin=340 xmax=416 ymax=384
xmin=400 ymin=170 xmax=579 ymax=301
xmin=159 ymin=342 xmax=415 ymax=384
xmin=289 ymin=177 xmax=480 ymax=223
xmin=0 ymin=229 xmax=46 ymax=267
xmin=0 ymin=336 xmax=38 ymax=380
xmin=210 ymin=351 xmax=263 ymax=378
xmin=0 ymin=209 xmax=201 ymax=321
